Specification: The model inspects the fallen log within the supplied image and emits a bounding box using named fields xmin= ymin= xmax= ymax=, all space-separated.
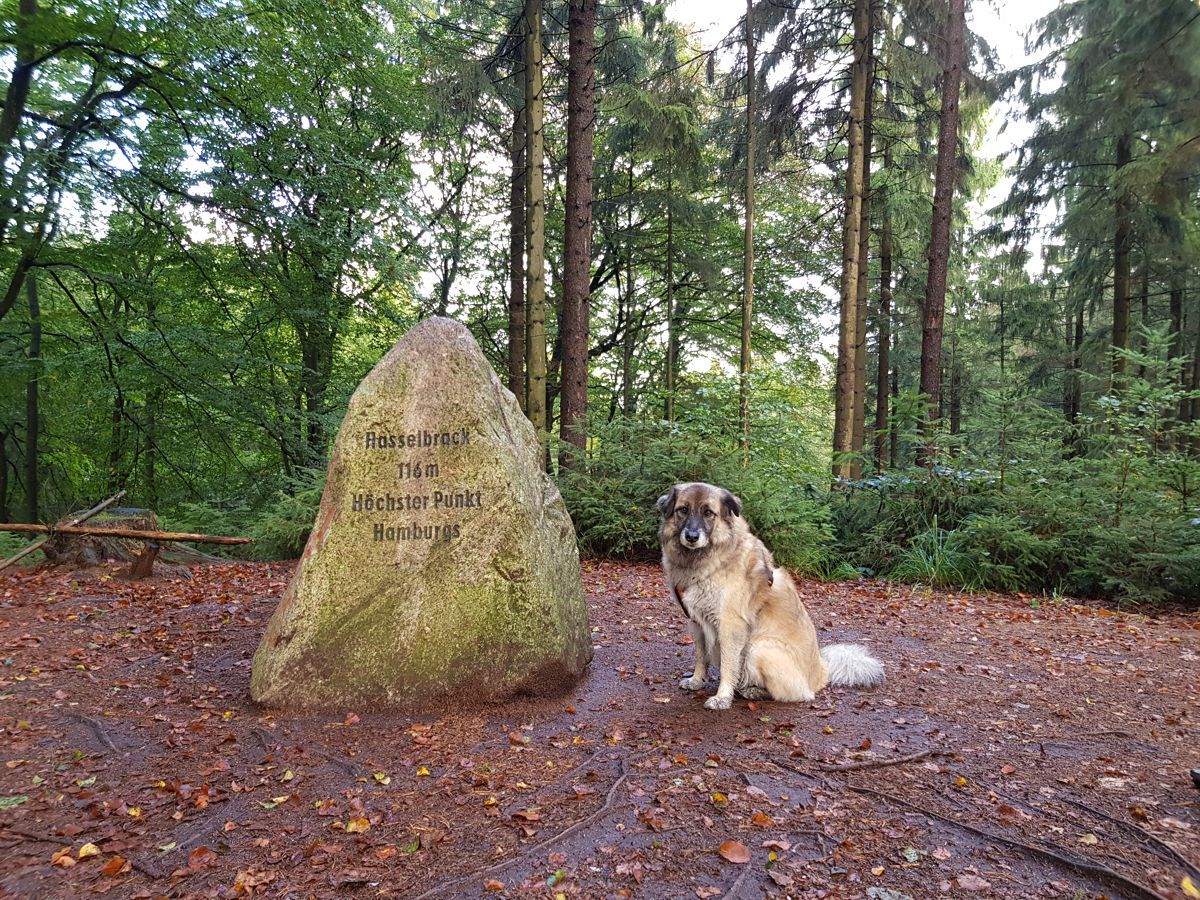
xmin=0 ymin=490 xmax=126 ymax=573
xmin=0 ymin=523 xmax=251 ymax=545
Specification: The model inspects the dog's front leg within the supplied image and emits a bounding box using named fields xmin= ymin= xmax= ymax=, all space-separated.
xmin=704 ymin=611 xmax=749 ymax=711
xmin=680 ymin=620 xmax=708 ymax=690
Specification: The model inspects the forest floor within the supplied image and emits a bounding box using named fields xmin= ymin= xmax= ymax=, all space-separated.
xmin=0 ymin=560 xmax=1197 ymax=900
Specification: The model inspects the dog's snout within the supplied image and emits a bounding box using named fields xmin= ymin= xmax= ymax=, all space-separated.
xmin=683 ymin=529 xmax=700 ymax=543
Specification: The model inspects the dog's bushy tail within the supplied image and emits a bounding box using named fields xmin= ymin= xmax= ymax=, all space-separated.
xmin=821 ymin=643 xmax=884 ymax=688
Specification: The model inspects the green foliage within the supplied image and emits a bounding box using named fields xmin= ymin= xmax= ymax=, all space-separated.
xmin=561 ymin=370 xmax=836 ymax=575
xmin=170 ymin=469 xmax=326 ymax=560
xmin=887 ymin=517 xmax=972 ymax=589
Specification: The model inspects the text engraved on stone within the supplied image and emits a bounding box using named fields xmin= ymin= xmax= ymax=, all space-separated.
xmin=352 ymin=427 xmax=480 ymax=546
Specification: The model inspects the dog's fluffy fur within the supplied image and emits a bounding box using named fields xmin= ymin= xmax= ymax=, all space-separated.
xmin=658 ymin=482 xmax=884 ymax=710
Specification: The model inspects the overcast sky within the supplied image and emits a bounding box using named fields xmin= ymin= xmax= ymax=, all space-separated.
xmin=667 ymin=0 xmax=1047 ymax=176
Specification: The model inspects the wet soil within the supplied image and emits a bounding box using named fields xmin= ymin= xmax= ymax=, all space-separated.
xmin=0 ymin=560 xmax=1197 ymax=899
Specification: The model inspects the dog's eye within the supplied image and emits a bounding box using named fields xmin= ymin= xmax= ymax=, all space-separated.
xmin=703 ymin=508 xmax=715 ymax=518
xmin=676 ymin=507 xmax=688 ymax=516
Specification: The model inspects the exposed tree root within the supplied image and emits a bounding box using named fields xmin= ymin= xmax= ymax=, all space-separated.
xmin=818 ymin=749 xmax=952 ymax=771
xmin=59 ymin=709 xmax=118 ymax=752
xmin=1057 ymin=796 xmax=1200 ymax=879
xmin=846 ymin=781 xmax=1167 ymax=900
xmin=410 ymin=761 xmax=629 ymax=900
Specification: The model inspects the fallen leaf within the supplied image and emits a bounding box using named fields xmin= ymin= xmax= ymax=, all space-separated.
xmin=189 ymin=846 xmax=218 ymax=870
xmin=484 ymin=879 xmax=505 ymax=891
xmin=0 ymin=796 xmax=28 ymax=809
xmin=955 ymin=874 xmax=992 ymax=891
xmin=345 ymin=817 xmax=371 ymax=834
xmin=100 ymin=856 xmax=130 ymax=877
xmin=1078 ymin=833 xmax=1098 ymax=845
xmin=718 ymin=841 xmax=750 ymax=864
xmin=751 ymin=812 xmax=773 ymax=827
xmin=51 ymin=847 xmax=76 ymax=868
xmin=77 ymin=842 xmax=101 ymax=859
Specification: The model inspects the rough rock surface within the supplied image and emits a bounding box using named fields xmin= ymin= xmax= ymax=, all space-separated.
xmin=250 ymin=317 xmax=591 ymax=709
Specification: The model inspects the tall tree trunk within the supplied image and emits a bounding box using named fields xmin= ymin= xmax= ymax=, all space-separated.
xmin=524 ymin=0 xmax=548 ymax=433
xmin=1170 ymin=274 xmax=1185 ymax=424
xmin=1137 ymin=255 xmax=1151 ymax=379
xmin=1191 ymin=293 xmax=1200 ymax=455
xmin=889 ymin=333 xmax=899 ymax=470
xmin=0 ymin=0 xmax=37 ymax=253
xmin=949 ymin=338 xmax=962 ymax=437
xmin=664 ymin=159 xmax=676 ymax=422
xmin=1062 ymin=304 xmax=1074 ymax=422
xmin=560 ymin=0 xmax=596 ymax=465
xmin=833 ymin=0 xmax=871 ymax=480
xmin=0 ymin=430 xmax=9 ymax=522
xmin=739 ymin=0 xmax=755 ymax=456
xmin=873 ymin=143 xmax=892 ymax=471
xmin=508 ymin=104 xmax=527 ymax=409
xmin=24 ymin=273 xmax=39 ymax=522
xmin=850 ymin=34 xmax=875 ymax=479
xmin=1111 ymin=132 xmax=1132 ymax=385
xmin=916 ymin=0 xmax=964 ymax=467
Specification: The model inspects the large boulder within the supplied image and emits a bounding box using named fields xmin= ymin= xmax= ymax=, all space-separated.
xmin=250 ymin=317 xmax=592 ymax=709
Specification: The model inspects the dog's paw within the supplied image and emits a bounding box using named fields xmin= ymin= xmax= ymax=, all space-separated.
xmin=703 ymin=694 xmax=733 ymax=711
xmin=679 ymin=674 xmax=706 ymax=691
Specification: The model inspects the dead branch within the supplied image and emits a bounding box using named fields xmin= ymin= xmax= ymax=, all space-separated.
xmin=846 ymin=781 xmax=1167 ymax=900
xmin=0 ymin=523 xmax=251 ymax=544
xmin=0 ymin=490 xmax=125 ymax=572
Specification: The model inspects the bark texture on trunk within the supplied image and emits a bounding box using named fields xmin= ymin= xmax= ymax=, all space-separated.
xmin=833 ymin=0 xmax=871 ymax=480
xmin=524 ymin=0 xmax=548 ymax=433
xmin=0 ymin=0 xmax=37 ymax=205
xmin=917 ymin=0 xmax=964 ymax=467
xmin=508 ymin=104 xmax=527 ymax=409
xmin=1111 ymin=132 xmax=1132 ymax=384
xmin=24 ymin=273 xmax=39 ymax=522
xmin=560 ymin=0 xmax=596 ymax=465
xmin=664 ymin=161 xmax=676 ymax=422
xmin=850 ymin=38 xmax=875 ymax=478
xmin=874 ymin=143 xmax=892 ymax=471
xmin=1169 ymin=274 xmax=1185 ymax=424
xmin=739 ymin=0 xmax=755 ymax=456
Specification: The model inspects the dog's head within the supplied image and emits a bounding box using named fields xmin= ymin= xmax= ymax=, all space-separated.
xmin=657 ymin=482 xmax=743 ymax=553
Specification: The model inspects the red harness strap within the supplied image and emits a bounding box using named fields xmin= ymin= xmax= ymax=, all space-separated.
xmin=671 ymin=584 xmax=687 ymax=616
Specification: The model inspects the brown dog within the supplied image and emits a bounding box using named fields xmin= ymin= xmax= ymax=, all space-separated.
xmin=657 ymin=482 xmax=883 ymax=710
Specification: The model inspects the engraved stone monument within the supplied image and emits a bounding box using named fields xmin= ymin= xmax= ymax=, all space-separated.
xmin=250 ymin=317 xmax=592 ymax=709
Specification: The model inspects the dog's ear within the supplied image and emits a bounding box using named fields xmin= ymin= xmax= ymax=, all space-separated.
xmin=656 ymin=487 xmax=677 ymax=516
xmin=720 ymin=489 xmax=742 ymax=519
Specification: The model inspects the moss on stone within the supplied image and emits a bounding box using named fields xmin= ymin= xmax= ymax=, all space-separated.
xmin=250 ymin=318 xmax=591 ymax=710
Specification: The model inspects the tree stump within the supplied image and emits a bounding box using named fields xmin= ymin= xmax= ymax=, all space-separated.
xmin=42 ymin=508 xmax=159 ymax=566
